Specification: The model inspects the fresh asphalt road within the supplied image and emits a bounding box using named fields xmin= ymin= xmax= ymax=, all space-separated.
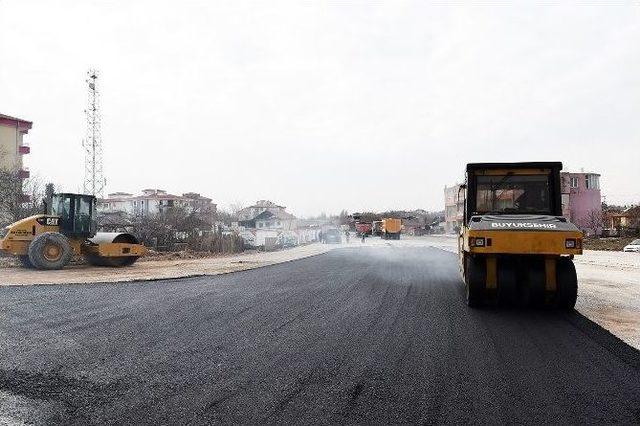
xmin=2 ymin=246 xmax=640 ymax=425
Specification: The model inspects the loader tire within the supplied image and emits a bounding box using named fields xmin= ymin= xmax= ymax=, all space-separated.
xmin=28 ymin=232 xmax=73 ymax=270
xmin=85 ymin=255 xmax=139 ymax=267
xmin=556 ymin=258 xmax=578 ymax=310
xmin=465 ymin=255 xmax=485 ymax=308
xmin=18 ymin=255 xmax=35 ymax=269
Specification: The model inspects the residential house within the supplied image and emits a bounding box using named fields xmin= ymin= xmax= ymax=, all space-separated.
xmin=605 ymin=205 xmax=640 ymax=233
xmin=560 ymin=171 xmax=602 ymax=235
xmin=254 ymin=210 xmax=297 ymax=230
xmin=236 ymin=200 xmax=308 ymax=248
xmin=237 ymin=200 xmax=288 ymax=221
xmin=444 ymin=184 xmax=464 ymax=234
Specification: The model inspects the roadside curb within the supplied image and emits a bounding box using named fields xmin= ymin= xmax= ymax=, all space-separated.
xmin=0 ymin=249 xmax=332 ymax=287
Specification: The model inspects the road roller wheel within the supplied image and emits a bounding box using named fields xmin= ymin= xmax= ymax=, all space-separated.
xmin=523 ymin=259 xmax=546 ymax=307
xmin=28 ymin=232 xmax=73 ymax=270
xmin=497 ymin=260 xmax=517 ymax=307
xmin=19 ymin=255 xmax=35 ymax=269
xmin=556 ymin=258 xmax=578 ymax=310
xmin=465 ymin=255 xmax=485 ymax=308
xmin=85 ymin=255 xmax=139 ymax=267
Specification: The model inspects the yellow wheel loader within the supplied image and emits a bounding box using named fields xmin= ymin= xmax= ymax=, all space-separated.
xmin=0 ymin=193 xmax=147 ymax=270
xmin=458 ymin=162 xmax=582 ymax=309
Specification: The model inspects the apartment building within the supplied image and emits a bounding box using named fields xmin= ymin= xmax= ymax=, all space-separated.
xmin=98 ymin=189 xmax=216 ymax=218
xmin=0 ymin=113 xmax=32 ymax=178
xmin=560 ymin=171 xmax=602 ymax=235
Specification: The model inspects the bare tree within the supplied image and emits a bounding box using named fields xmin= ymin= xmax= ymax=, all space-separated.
xmin=128 ymin=207 xmax=190 ymax=251
xmin=338 ymin=209 xmax=350 ymax=225
xmin=0 ymin=162 xmax=44 ymax=225
xmin=1 ymin=152 xmax=62 ymax=227
xmin=582 ymin=209 xmax=603 ymax=237
xmin=215 ymin=207 xmax=235 ymax=225
xmin=44 ymin=182 xmax=55 ymax=203
xmin=229 ymin=202 xmax=245 ymax=219
xmin=117 ymin=206 xmax=243 ymax=254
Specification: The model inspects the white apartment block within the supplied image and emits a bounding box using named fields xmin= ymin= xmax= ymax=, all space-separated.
xmin=98 ymin=189 xmax=216 ymax=217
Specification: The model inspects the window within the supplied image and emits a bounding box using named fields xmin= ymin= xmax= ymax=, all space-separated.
xmin=475 ymin=174 xmax=551 ymax=215
xmin=570 ymin=177 xmax=578 ymax=188
xmin=585 ymin=174 xmax=600 ymax=190
xmin=74 ymin=196 xmax=93 ymax=234
xmin=51 ymin=196 xmax=71 ymax=218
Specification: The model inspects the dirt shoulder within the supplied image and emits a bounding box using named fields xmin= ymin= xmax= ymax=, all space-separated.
xmin=0 ymin=243 xmax=333 ymax=286
xmin=573 ymin=250 xmax=640 ymax=349
xmin=583 ymin=236 xmax=638 ymax=251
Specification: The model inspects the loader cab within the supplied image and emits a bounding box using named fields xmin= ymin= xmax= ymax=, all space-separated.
xmin=49 ymin=193 xmax=98 ymax=238
xmin=463 ymin=162 xmax=563 ymax=226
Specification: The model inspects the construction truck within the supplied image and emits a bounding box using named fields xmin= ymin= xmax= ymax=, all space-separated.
xmin=355 ymin=221 xmax=372 ymax=236
xmin=381 ymin=218 xmax=402 ymax=240
xmin=459 ymin=162 xmax=582 ymax=309
xmin=0 ymin=193 xmax=147 ymax=270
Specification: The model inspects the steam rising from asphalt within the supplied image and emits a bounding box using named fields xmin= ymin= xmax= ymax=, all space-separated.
xmin=326 ymin=235 xmax=461 ymax=284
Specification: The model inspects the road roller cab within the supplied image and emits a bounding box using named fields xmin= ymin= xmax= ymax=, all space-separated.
xmin=458 ymin=162 xmax=582 ymax=309
xmin=48 ymin=193 xmax=97 ymax=238
xmin=0 ymin=192 xmax=147 ymax=270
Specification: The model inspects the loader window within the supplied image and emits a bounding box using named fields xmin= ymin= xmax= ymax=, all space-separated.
xmin=475 ymin=174 xmax=551 ymax=215
xmin=51 ymin=196 xmax=71 ymax=218
xmin=74 ymin=197 xmax=93 ymax=235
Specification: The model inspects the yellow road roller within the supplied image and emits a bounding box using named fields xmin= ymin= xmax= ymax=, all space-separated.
xmin=458 ymin=162 xmax=582 ymax=309
xmin=0 ymin=193 xmax=147 ymax=270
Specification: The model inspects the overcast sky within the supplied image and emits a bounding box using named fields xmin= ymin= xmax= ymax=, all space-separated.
xmin=1 ymin=1 xmax=639 ymax=217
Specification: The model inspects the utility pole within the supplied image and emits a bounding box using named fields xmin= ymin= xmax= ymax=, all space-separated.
xmin=83 ymin=69 xmax=105 ymax=197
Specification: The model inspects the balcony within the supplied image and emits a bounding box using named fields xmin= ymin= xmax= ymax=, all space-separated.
xmin=18 ymin=168 xmax=30 ymax=179
xmin=18 ymin=145 xmax=30 ymax=154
